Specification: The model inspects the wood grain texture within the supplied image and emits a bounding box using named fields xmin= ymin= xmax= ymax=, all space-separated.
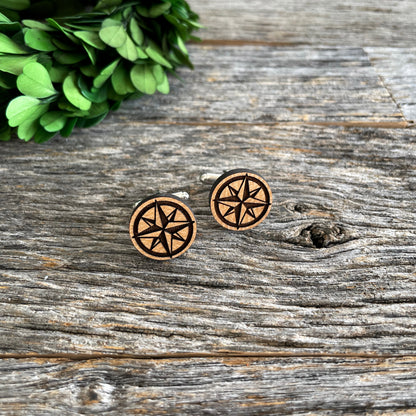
xmin=1 ymin=124 xmax=415 ymax=355
xmin=0 ymin=356 xmax=416 ymax=415
xmin=1 ymin=1 xmax=416 ymax=412
xmin=366 ymin=47 xmax=416 ymax=123
xmin=118 ymin=45 xmax=406 ymax=124
xmin=192 ymin=0 xmax=416 ymax=47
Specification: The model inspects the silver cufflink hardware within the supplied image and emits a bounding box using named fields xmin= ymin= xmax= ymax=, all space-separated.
xmin=133 ymin=191 xmax=189 ymax=209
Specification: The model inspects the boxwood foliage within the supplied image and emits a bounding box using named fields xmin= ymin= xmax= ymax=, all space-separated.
xmin=0 ymin=0 xmax=200 ymax=143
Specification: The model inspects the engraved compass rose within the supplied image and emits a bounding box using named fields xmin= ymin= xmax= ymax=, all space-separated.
xmin=130 ymin=196 xmax=196 ymax=260
xmin=210 ymin=170 xmax=272 ymax=231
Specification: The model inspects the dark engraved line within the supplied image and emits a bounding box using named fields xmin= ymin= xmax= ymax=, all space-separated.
xmin=229 ymin=185 xmax=239 ymax=196
xmin=249 ymin=187 xmax=262 ymax=200
xmin=135 ymin=224 xmax=161 ymax=237
xmin=157 ymin=201 xmax=169 ymax=228
xmin=158 ymin=230 xmax=170 ymax=256
xmin=222 ymin=206 xmax=235 ymax=218
xmin=143 ymin=217 xmax=155 ymax=226
xmin=172 ymin=233 xmax=186 ymax=242
xmin=167 ymin=207 xmax=178 ymax=222
xmin=243 ymin=176 xmax=251 ymax=201
xmin=217 ymin=201 xmax=238 ymax=209
xmin=245 ymin=201 xmax=270 ymax=209
xmin=166 ymin=223 xmax=191 ymax=235
xmin=150 ymin=237 xmax=162 ymax=250
xmin=217 ymin=195 xmax=240 ymax=202
xmin=234 ymin=202 xmax=242 ymax=228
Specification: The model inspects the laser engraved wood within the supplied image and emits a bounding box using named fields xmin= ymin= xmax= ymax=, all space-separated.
xmin=129 ymin=195 xmax=197 ymax=260
xmin=209 ymin=169 xmax=273 ymax=231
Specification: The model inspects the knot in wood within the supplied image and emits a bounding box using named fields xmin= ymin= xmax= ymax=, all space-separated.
xmin=298 ymin=222 xmax=351 ymax=248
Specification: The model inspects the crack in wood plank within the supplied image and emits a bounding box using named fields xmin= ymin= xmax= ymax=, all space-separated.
xmin=0 ymin=351 xmax=414 ymax=361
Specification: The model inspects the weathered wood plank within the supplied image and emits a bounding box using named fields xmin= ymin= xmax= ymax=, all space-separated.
xmin=366 ymin=47 xmax=416 ymax=123
xmin=0 ymin=356 xmax=416 ymax=415
xmin=1 ymin=124 xmax=415 ymax=355
xmin=118 ymin=45 xmax=404 ymax=124
xmin=191 ymin=0 xmax=416 ymax=47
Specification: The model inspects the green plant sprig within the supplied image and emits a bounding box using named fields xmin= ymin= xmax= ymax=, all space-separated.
xmin=0 ymin=0 xmax=200 ymax=143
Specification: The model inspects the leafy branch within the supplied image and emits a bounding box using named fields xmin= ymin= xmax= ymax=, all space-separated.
xmin=0 ymin=0 xmax=200 ymax=143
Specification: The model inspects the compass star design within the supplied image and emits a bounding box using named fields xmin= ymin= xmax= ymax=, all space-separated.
xmin=130 ymin=197 xmax=196 ymax=260
xmin=211 ymin=173 xmax=272 ymax=230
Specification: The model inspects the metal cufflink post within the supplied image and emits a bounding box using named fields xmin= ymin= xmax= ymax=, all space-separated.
xmin=133 ymin=191 xmax=189 ymax=209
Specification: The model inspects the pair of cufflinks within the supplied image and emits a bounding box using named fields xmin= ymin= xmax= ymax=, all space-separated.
xmin=129 ymin=169 xmax=273 ymax=260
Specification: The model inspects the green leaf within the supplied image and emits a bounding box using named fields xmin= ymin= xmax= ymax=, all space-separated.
xmin=149 ymin=2 xmax=171 ymax=18
xmin=136 ymin=46 xmax=147 ymax=59
xmin=172 ymin=3 xmax=189 ymax=20
xmin=88 ymin=101 xmax=110 ymax=118
xmin=74 ymin=31 xmax=106 ymax=50
xmin=17 ymin=118 xmax=38 ymax=141
xmin=99 ymin=19 xmax=127 ymax=48
xmin=111 ymin=63 xmax=135 ymax=95
xmin=40 ymin=112 xmax=68 ymax=132
xmin=17 ymin=62 xmax=57 ymax=98
xmin=110 ymin=100 xmax=123 ymax=111
xmin=0 ymin=0 xmax=30 ymax=11
xmin=152 ymin=64 xmax=164 ymax=84
xmin=107 ymin=85 xmax=124 ymax=102
xmin=170 ymin=46 xmax=193 ymax=69
xmin=53 ymin=50 xmax=85 ymax=65
xmin=22 ymin=20 xmax=54 ymax=31
xmin=58 ymin=99 xmax=88 ymax=117
xmin=52 ymin=37 xmax=77 ymax=51
xmin=33 ymin=127 xmax=57 ymax=143
xmin=93 ymin=58 xmax=119 ymax=88
xmin=0 ymin=8 xmax=19 ymax=21
xmin=129 ymin=19 xmax=143 ymax=45
xmin=116 ymin=35 xmax=138 ymax=62
xmin=80 ymin=64 xmax=100 ymax=78
xmin=176 ymin=34 xmax=188 ymax=55
xmin=50 ymin=65 xmax=70 ymax=83
xmin=0 ymin=32 xmax=28 ymax=54
xmin=80 ymin=112 xmax=108 ymax=128
xmin=6 ymin=96 xmax=48 ymax=127
xmin=0 ymin=12 xmax=11 ymax=23
xmin=130 ymin=64 xmax=156 ymax=95
xmin=24 ymin=29 xmax=57 ymax=52
xmin=78 ymin=77 xmax=108 ymax=103
xmin=60 ymin=117 xmax=77 ymax=138
xmin=156 ymin=72 xmax=170 ymax=94
xmin=94 ymin=0 xmax=123 ymax=11
xmin=0 ymin=125 xmax=11 ymax=141
xmin=36 ymin=54 xmax=52 ymax=70
xmin=83 ymin=42 xmax=97 ymax=65
xmin=145 ymin=44 xmax=172 ymax=69
xmin=46 ymin=18 xmax=78 ymax=43
xmin=135 ymin=6 xmax=150 ymax=18
xmin=0 ymin=21 xmax=21 ymax=34
xmin=0 ymin=54 xmax=37 ymax=75
xmin=0 ymin=71 xmax=14 ymax=88
xmin=63 ymin=72 xmax=92 ymax=111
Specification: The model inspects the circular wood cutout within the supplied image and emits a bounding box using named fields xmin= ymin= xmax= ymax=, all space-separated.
xmin=209 ymin=169 xmax=273 ymax=231
xmin=129 ymin=195 xmax=197 ymax=260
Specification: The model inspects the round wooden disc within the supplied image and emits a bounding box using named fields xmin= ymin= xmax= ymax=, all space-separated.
xmin=209 ymin=169 xmax=273 ymax=231
xmin=129 ymin=195 xmax=197 ymax=260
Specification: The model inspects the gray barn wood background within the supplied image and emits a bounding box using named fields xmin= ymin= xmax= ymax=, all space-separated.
xmin=1 ymin=0 xmax=416 ymax=414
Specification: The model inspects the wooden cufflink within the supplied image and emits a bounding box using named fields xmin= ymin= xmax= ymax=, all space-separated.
xmin=129 ymin=192 xmax=197 ymax=260
xmin=202 ymin=169 xmax=273 ymax=231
